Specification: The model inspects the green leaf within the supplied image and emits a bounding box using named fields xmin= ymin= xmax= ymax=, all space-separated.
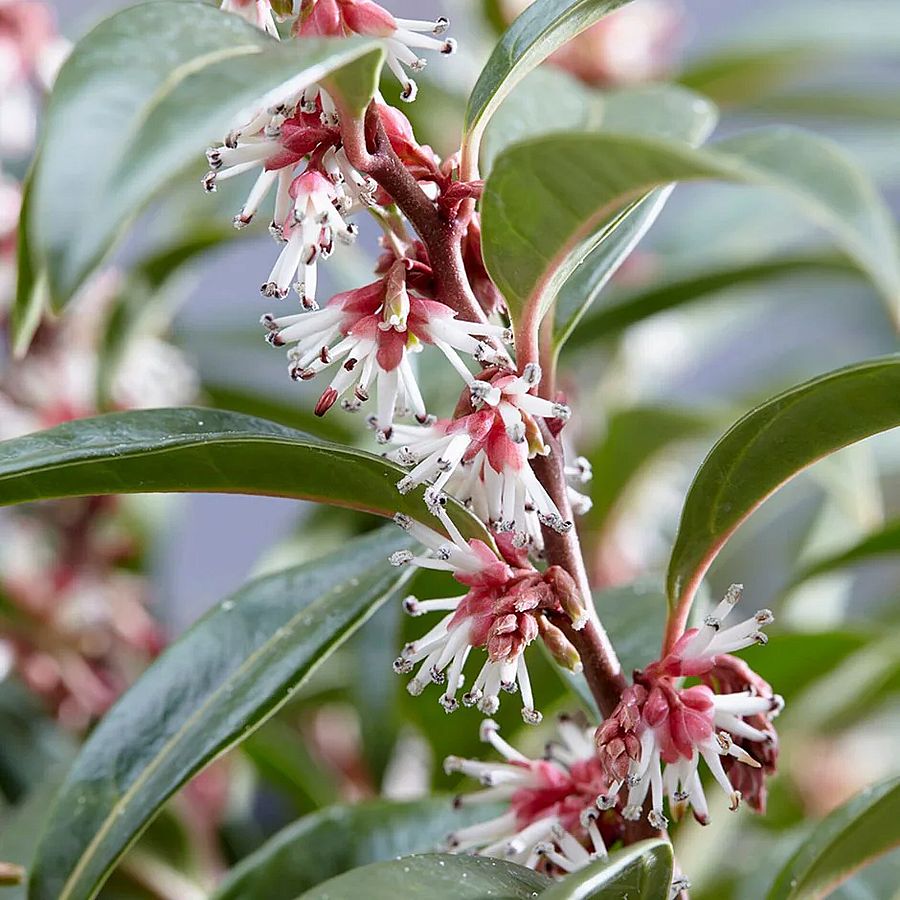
xmin=478 ymin=73 xmax=717 ymax=350
xmin=481 ymin=127 xmax=900 ymax=332
xmin=28 ymin=529 xmax=412 ymax=900
xmin=792 ymin=518 xmax=900 ymax=584
xmin=462 ymin=0 xmax=635 ymax=168
xmin=201 ymin=383 xmax=355 ymax=443
xmin=0 ymin=408 xmax=487 ymax=543
xmin=295 ymin=853 xmax=551 ymax=900
xmin=9 ymin=167 xmax=47 ymax=358
xmin=767 ymin=776 xmax=900 ymax=900
xmin=563 ymin=252 xmax=860 ymax=351
xmin=586 ymin=406 xmax=709 ymax=535
xmin=666 ymin=356 xmax=900 ymax=615
xmin=540 ymin=84 xmax=719 ymax=349
xmin=596 ymin=582 xmax=667 ymax=678
xmin=29 ymin=0 xmax=383 ymax=306
xmin=213 ymin=798 xmax=501 ymax=900
xmin=540 ymin=840 xmax=673 ymax=900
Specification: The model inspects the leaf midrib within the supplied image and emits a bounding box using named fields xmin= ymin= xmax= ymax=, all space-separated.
xmin=52 ymin=566 xmax=407 ymax=900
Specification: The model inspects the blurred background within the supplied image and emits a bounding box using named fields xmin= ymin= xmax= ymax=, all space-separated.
xmin=2 ymin=1 xmax=899 ymax=898
xmin=53 ymin=0 xmax=900 ymax=623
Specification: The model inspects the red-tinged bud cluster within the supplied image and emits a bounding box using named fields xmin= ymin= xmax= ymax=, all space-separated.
xmin=595 ymin=586 xmax=783 ymax=827
xmin=595 ymin=684 xmax=646 ymax=784
xmin=295 ymin=0 xmax=456 ymax=101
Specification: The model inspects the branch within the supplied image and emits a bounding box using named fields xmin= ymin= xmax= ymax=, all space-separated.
xmin=533 ymin=441 xmax=627 ymax=718
xmin=338 ymin=104 xmax=486 ymax=324
xmin=339 ymin=102 xmax=628 ymax=719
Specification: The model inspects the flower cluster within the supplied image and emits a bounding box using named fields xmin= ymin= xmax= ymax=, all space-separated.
xmin=595 ymin=585 xmax=782 ymax=827
xmin=204 ymin=3 xmax=782 ymax=891
xmin=390 ymin=509 xmax=585 ymax=723
xmin=389 ymin=363 xmax=573 ymax=542
xmin=260 ymin=257 xmax=510 ymax=438
xmin=444 ymin=718 xmax=619 ymax=871
xmin=295 ymin=0 xmax=456 ymax=102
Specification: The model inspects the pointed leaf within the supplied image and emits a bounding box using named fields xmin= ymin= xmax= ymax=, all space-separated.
xmin=767 ymin=776 xmax=900 ymax=900
xmin=9 ymin=167 xmax=46 ymax=357
xmin=463 ymin=0 xmax=635 ymax=167
xmin=548 ymin=85 xmax=719 ymax=348
xmin=481 ymin=128 xmax=900 ymax=331
xmin=296 ymin=853 xmax=551 ymax=900
xmin=0 ymin=408 xmax=486 ymax=542
xmin=213 ymin=798 xmax=500 ymax=900
xmin=28 ymin=529 xmax=412 ymax=900
xmin=666 ymin=357 xmax=900 ymax=619
xmin=540 ymin=839 xmax=673 ymax=900
xmin=28 ymin=0 xmax=383 ymax=308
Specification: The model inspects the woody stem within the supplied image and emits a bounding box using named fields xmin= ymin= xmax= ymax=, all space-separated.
xmin=338 ymin=104 xmax=486 ymax=325
xmin=340 ymin=104 xmax=627 ymax=718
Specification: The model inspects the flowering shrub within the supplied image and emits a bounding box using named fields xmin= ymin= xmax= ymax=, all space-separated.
xmin=1 ymin=0 xmax=900 ymax=898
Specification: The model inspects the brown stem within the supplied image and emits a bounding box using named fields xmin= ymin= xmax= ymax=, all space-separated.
xmin=533 ymin=443 xmax=627 ymax=718
xmin=338 ymin=102 xmax=629 ymax=718
xmin=338 ymin=105 xmax=486 ymax=325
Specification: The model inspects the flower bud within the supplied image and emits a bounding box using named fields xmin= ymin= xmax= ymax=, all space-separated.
xmin=537 ymin=615 xmax=582 ymax=673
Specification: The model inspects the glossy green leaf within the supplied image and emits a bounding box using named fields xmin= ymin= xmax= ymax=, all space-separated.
xmin=541 ymin=840 xmax=673 ymax=900
xmin=0 ymin=408 xmax=486 ymax=542
xmin=462 ymin=0 xmax=634 ymax=168
xmin=478 ymin=72 xmax=717 ymax=350
xmin=9 ymin=168 xmax=46 ymax=358
xmin=545 ymin=85 xmax=719 ymax=349
xmin=296 ymin=853 xmax=551 ymax=900
xmin=564 ymin=252 xmax=859 ymax=351
xmin=201 ymin=383 xmax=355 ymax=443
xmin=666 ymin=357 xmax=900 ymax=616
xmin=28 ymin=529 xmax=412 ymax=900
xmin=482 ymin=74 xmax=716 ymax=173
xmin=28 ymin=0 xmax=383 ymax=308
xmin=481 ymin=128 xmax=900 ymax=332
xmin=213 ymin=798 xmax=500 ymax=900
xmin=793 ymin=518 xmax=900 ymax=584
xmin=767 ymin=776 xmax=900 ymax=899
